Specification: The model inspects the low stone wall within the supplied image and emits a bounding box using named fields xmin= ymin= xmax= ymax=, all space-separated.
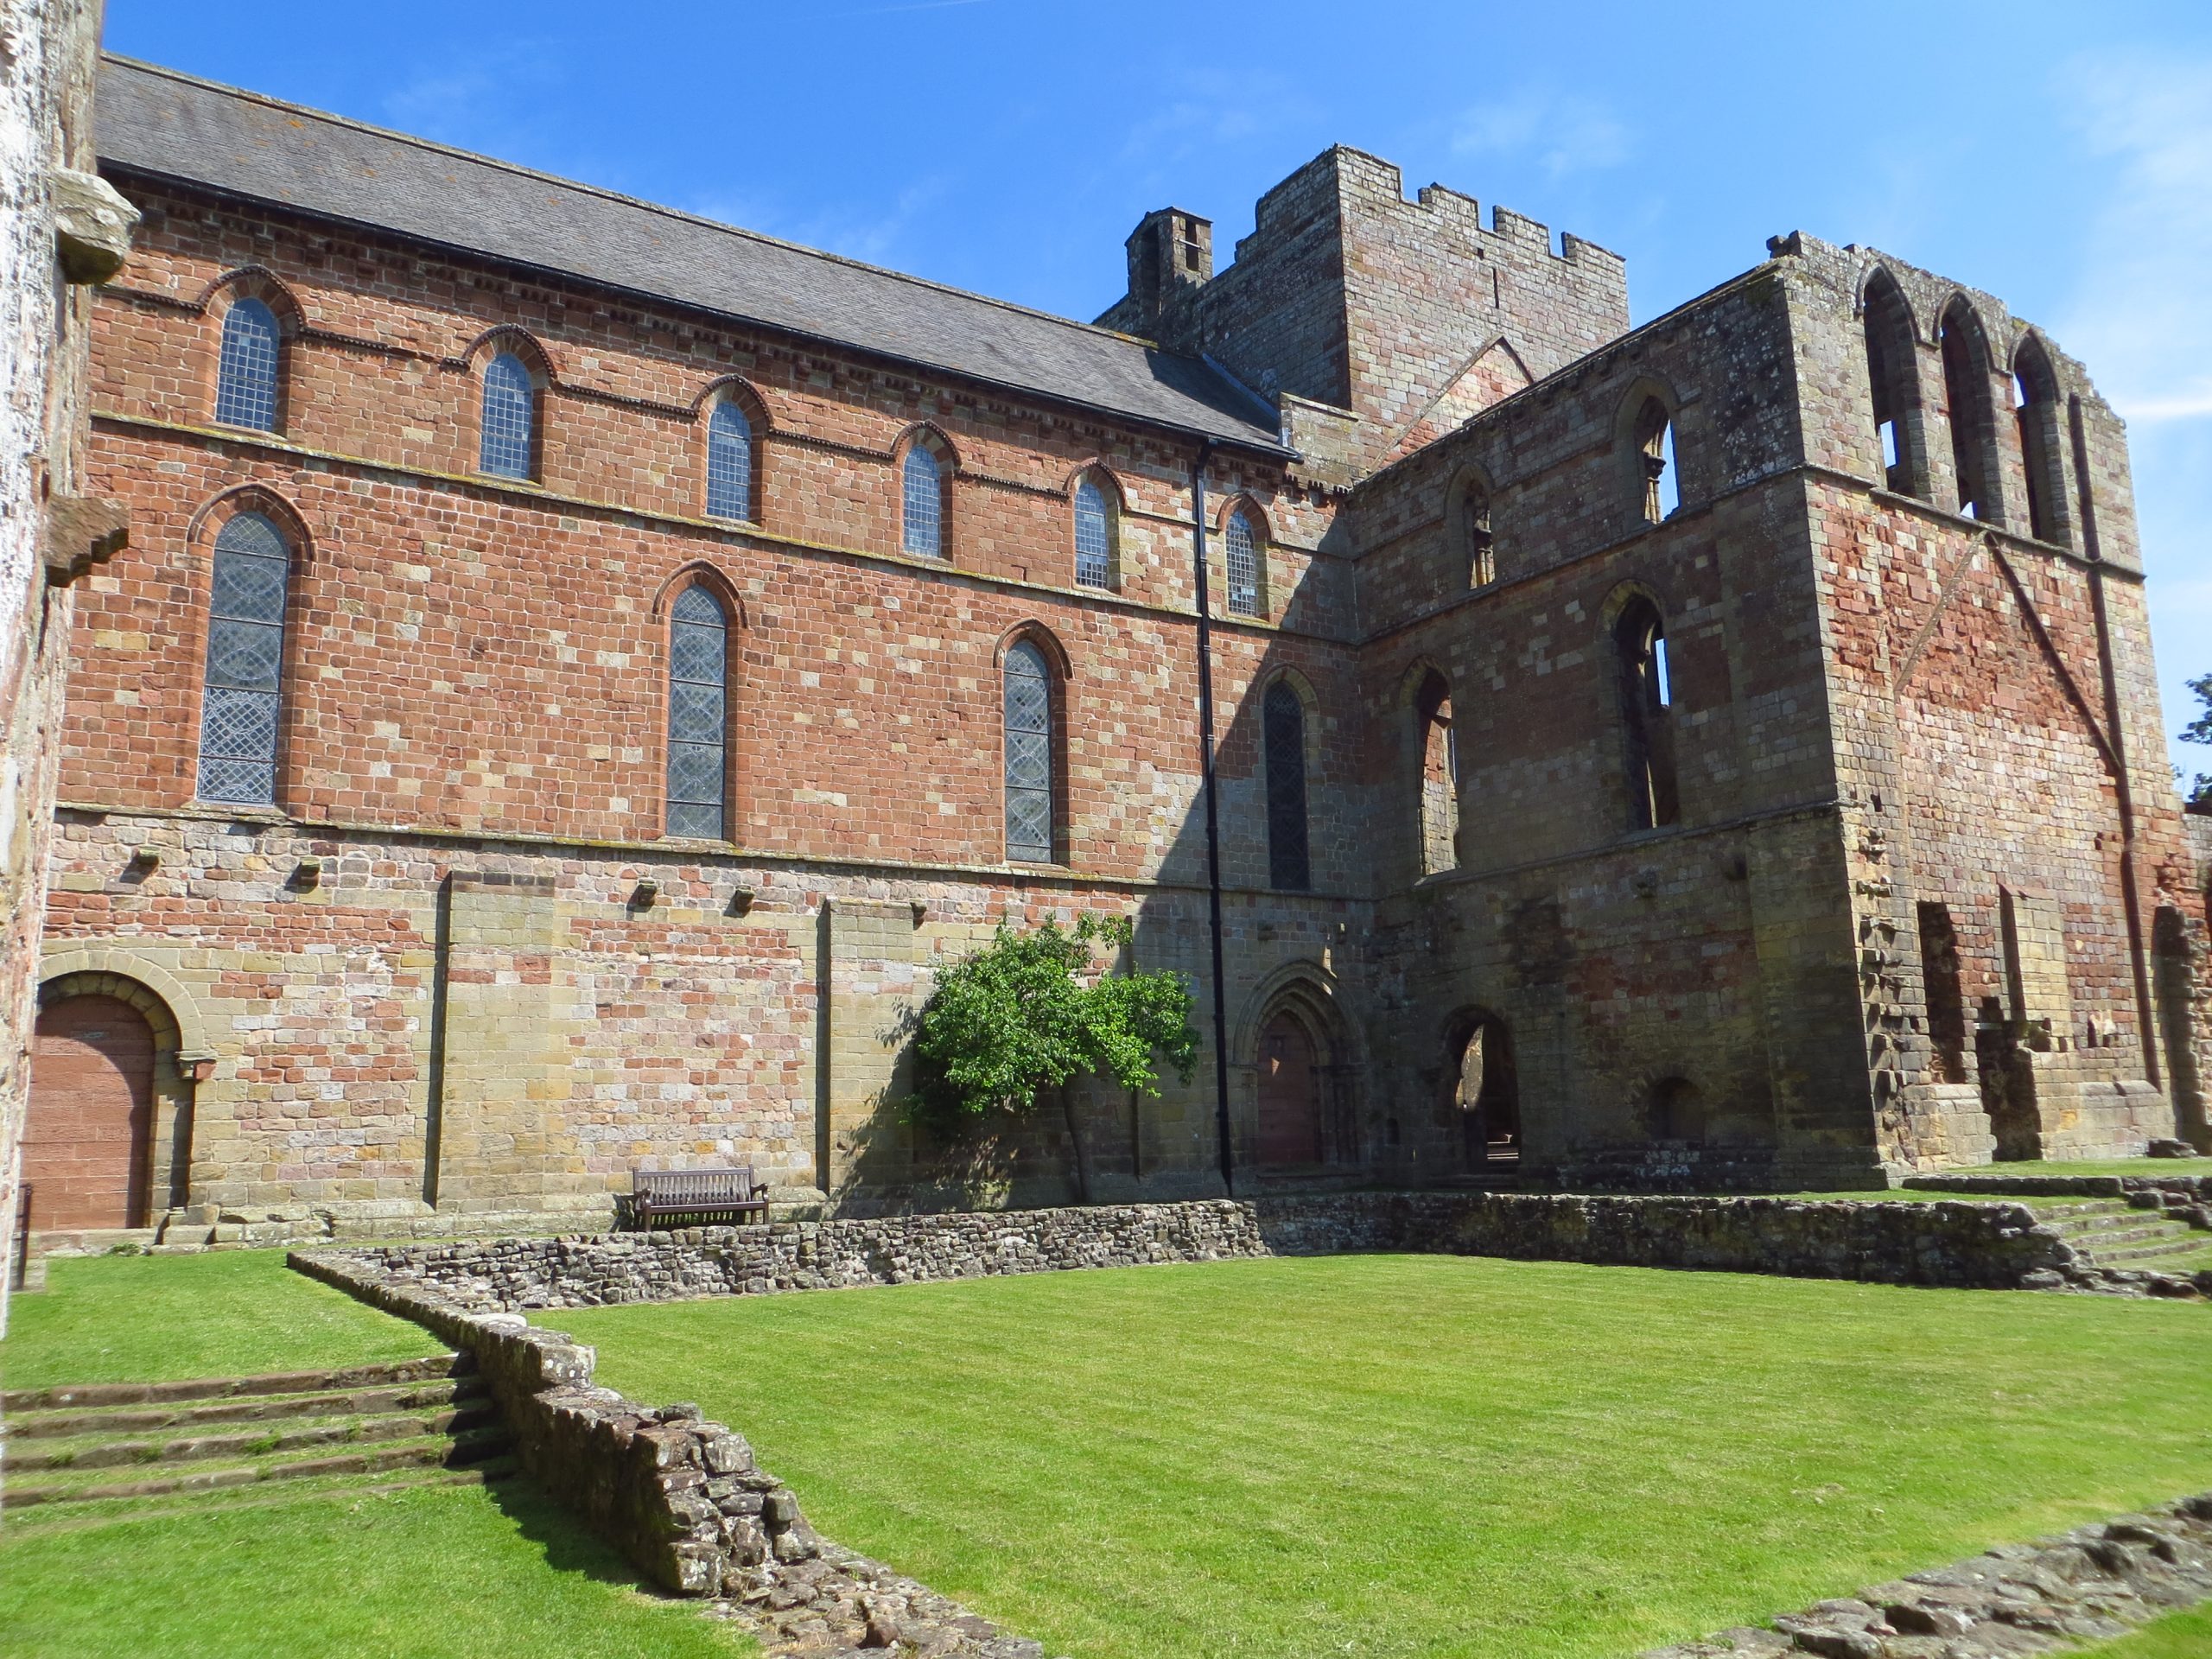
xmin=312 ymin=1190 xmax=2115 ymax=1317
xmin=1903 ymin=1172 xmax=2212 ymax=1198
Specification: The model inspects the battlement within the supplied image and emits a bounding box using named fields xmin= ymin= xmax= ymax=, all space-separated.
xmin=1096 ymin=143 xmax=1632 ymax=471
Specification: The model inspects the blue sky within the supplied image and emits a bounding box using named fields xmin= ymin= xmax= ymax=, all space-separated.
xmin=107 ymin=0 xmax=2212 ymax=782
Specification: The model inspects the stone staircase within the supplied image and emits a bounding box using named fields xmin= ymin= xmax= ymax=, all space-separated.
xmin=2 ymin=1352 xmax=516 ymax=1524
xmin=2039 ymin=1197 xmax=2212 ymax=1274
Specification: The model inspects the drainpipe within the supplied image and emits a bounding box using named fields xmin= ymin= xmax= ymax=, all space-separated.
xmin=1191 ymin=440 xmax=1235 ymax=1195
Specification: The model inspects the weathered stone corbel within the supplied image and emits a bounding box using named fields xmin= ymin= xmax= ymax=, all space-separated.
xmin=49 ymin=166 xmax=138 ymax=285
xmin=43 ymin=493 xmax=128 ymax=585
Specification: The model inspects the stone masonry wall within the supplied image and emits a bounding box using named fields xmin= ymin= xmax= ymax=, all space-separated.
xmin=308 ymin=1192 xmax=2104 ymax=1314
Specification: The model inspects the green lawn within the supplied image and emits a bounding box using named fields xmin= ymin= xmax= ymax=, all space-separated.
xmin=2084 ymin=1606 xmax=2212 ymax=1656
xmin=1956 ymin=1158 xmax=2212 ymax=1181
xmin=558 ymin=1255 xmax=2212 ymax=1659
xmin=0 ymin=1477 xmax=752 ymax=1659
xmin=2 ymin=1249 xmax=442 ymax=1389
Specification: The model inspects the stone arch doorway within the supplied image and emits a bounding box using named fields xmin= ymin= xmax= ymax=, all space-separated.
xmin=1449 ymin=1010 xmax=1519 ymax=1168
xmin=1255 ymin=1011 xmax=1325 ymax=1169
xmin=26 ymin=995 xmax=156 ymax=1230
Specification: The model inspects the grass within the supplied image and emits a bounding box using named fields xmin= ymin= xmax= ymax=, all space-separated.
xmin=558 ymin=1255 xmax=2212 ymax=1659
xmin=1963 ymin=1158 xmax=2212 ymax=1180
xmin=0 ymin=1476 xmax=753 ymax=1658
xmin=2 ymin=1249 xmax=443 ymax=1389
xmin=2083 ymin=1607 xmax=2212 ymax=1656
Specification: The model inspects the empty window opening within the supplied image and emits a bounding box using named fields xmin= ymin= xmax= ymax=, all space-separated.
xmin=480 ymin=352 xmax=537 ymax=480
xmin=197 ymin=512 xmax=292 ymax=806
xmin=1263 ymin=680 xmax=1310 ymax=892
xmin=1632 ymin=397 xmax=1677 ymax=524
xmin=1074 ymin=476 xmax=1114 ymax=589
xmin=1940 ymin=299 xmax=1999 ymax=522
xmin=214 ymin=296 xmax=280 ymax=431
xmin=1255 ymin=1011 xmax=1325 ymax=1168
xmin=2012 ymin=338 xmax=2067 ymax=544
xmin=1224 ymin=507 xmax=1262 ymax=616
xmin=1615 ymin=599 xmax=1680 ymax=830
xmin=1650 ymin=1076 xmax=1703 ymax=1144
xmin=705 ymin=400 xmax=753 ymax=522
xmin=1862 ymin=271 xmax=1927 ymax=499
xmin=1453 ymin=1014 xmax=1520 ymax=1168
xmin=1002 ymin=639 xmax=1054 ymax=862
xmin=902 ymin=442 xmax=944 ymax=558
xmin=666 ymin=585 xmax=729 ymax=840
xmin=1414 ymin=671 xmax=1458 ymax=875
xmin=1916 ymin=900 xmax=1969 ymax=1084
xmin=1465 ymin=480 xmax=1495 ymax=588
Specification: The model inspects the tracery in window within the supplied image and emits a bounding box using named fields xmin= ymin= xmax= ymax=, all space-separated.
xmin=214 ymin=296 xmax=281 ymax=432
xmin=197 ymin=512 xmax=292 ymax=806
xmin=665 ymin=585 xmax=729 ymax=840
xmin=706 ymin=400 xmax=753 ymax=522
xmin=480 ymin=352 xmax=537 ymax=480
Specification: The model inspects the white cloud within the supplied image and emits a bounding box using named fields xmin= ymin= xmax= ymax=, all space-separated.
xmin=1451 ymin=89 xmax=1629 ymax=181
xmin=2056 ymin=53 xmax=2212 ymax=425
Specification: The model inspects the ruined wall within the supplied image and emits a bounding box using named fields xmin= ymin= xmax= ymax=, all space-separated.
xmin=1 ymin=0 xmax=133 ymax=1326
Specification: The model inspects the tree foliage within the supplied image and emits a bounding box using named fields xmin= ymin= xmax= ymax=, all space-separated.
xmin=2183 ymin=671 xmax=2212 ymax=806
xmin=905 ymin=915 xmax=1198 ymax=1154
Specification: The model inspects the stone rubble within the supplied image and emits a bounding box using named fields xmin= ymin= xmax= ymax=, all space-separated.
xmin=1640 ymin=1494 xmax=2212 ymax=1657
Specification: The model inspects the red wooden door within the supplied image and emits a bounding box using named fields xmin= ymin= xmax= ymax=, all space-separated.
xmin=25 ymin=995 xmax=155 ymax=1230
xmin=1255 ymin=1014 xmax=1322 ymax=1167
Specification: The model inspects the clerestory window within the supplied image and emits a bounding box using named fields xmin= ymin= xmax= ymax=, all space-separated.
xmin=480 ymin=352 xmax=537 ymax=480
xmin=1224 ymin=508 xmax=1261 ymax=617
xmin=903 ymin=442 xmax=944 ymax=558
xmin=196 ymin=512 xmax=292 ymax=806
xmin=1003 ymin=639 xmax=1054 ymax=861
xmin=706 ymin=400 xmax=754 ymax=522
xmin=214 ymin=297 xmax=281 ymax=432
xmin=665 ymin=586 xmax=729 ymax=839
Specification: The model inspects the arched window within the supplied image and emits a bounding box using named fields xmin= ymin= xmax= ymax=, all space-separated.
xmin=1263 ymin=680 xmax=1310 ymax=892
xmin=1074 ymin=476 xmax=1114 ymax=589
xmin=1414 ymin=671 xmax=1458 ymax=875
xmin=1631 ymin=397 xmax=1677 ymax=524
xmin=1464 ymin=479 xmax=1495 ymax=588
xmin=1002 ymin=639 xmax=1053 ymax=861
xmin=1615 ymin=598 xmax=1679 ymax=830
xmin=214 ymin=296 xmax=281 ymax=431
xmin=197 ymin=512 xmax=292 ymax=805
xmin=1650 ymin=1077 xmax=1702 ymax=1144
xmin=1939 ymin=299 xmax=1999 ymax=521
xmin=903 ymin=442 xmax=944 ymax=558
xmin=705 ymin=400 xmax=753 ymax=522
xmin=1863 ymin=271 xmax=1927 ymax=499
xmin=480 ymin=352 xmax=537 ymax=479
xmin=665 ymin=585 xmax=729 ymax=839
xmin=1224 ymin=507 xmax=1261 ymax=616
xmin=2012 ymin=337 xmax=2067 ymax=545
xmin=1452 ymin=1013 xmax=1519 ymax=1169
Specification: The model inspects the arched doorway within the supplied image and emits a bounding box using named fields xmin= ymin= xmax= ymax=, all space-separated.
xmin=1452 ymin=1013 xmax=1520 ymax=1167
xmin=1255 ymin=1012 xmax=1324 ymax=1168
xmin=26 ymin=995 xmax=156 ymax=1230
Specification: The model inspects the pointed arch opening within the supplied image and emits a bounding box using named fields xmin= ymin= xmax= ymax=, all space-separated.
xmin=704 ymin=394 xmax=758 ymax=523
xmin=1862 ymin=269 xmax=1928 ymax=499
xmin=1615 ymin=595 xmax=1679 ymax=830
xmin=1072 ymin=469 xmax=1118 ymax=590
xmin=1448 ymin=1008 xmax=1520 ymax=1170
xmin=214 ymin=296 xmax=283 ymax=432
xmin=1413 ymin=668 xmax=1459 ymax=875
xmin=1001 ymin=634 xmax=1058 ymax=863
xmin=1223 ymin=503 xmax=1265 ymax=617
xmin=197 ymin=510 xmax=295 ymax=807
xmin=665 ymin=582 xmax=731 ymax=840
xmin=899 ymin=429 xmax=954 ymax=560
xmin=479 ymin=348 xmax=540 ymax=480
xmin=1939 ymin=297 xmax=2002 ymax=522
xmin=1623 ymin=390 xmax=1680 ymax=525
xmin=1446 ymin=464 xmax=1497 ymax=589
xmin=2011 ymin=335 xmax=2069 ymax=546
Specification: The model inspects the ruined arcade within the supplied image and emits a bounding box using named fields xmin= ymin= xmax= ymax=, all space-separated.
xmin=21 ymin=55 xmax=2210 ymax=1249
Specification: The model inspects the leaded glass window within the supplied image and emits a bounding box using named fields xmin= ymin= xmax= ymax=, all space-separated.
xmin=666 ymin=585 xmax=728 ymax=839
xmin=706 ymin=400 xmax=753 ymax=521
xmin=902 ymin=443 xmax=943 ymax=558
xmin=1264 ymin=681 xmax=1310 ymax=891
xmin=1074 ymin=477 xmax=1112 ymax=588
xmin=214 ymin=297 xmax=281 ymax=431
xmin=480 ymin=352 xmax=536 ymax=479
xmin=1003 ymin=639 xmax=1052 ymax=862
xmin=197 ymin=512 xmax=290 ymax=805
xmin=1224 ymin=509 xmax=1260 ymax=616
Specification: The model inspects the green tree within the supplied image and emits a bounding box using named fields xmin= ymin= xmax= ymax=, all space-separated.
xmin=2183 ymin=671 xmax=2212 ymax=807
xmin=906 ymin=914 xmax=1198 ymax=1203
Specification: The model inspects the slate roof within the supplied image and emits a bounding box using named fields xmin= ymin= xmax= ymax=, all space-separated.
xmin=94 ymin=57 xmax=1287 ymax=454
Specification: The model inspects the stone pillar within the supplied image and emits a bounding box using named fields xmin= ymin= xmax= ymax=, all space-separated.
xmin=815 ymin=898 xmax=922 ymax=1207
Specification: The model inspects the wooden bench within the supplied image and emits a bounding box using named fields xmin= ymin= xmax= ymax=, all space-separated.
xmin=626 ymin=1166 xmax=768 ymax=1229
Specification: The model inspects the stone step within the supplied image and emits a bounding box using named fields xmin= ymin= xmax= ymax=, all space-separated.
xmin=2045 ymin=1220 xmax=2196 ymax=1247
xmin=0 ymin=1456 xmax=524 ymax=1535
xmin=9 ymin=1403 xmax=505 ymax=1472
xmin=6 ymin=1375 xmax=487 ymax=1440
xmin=1 ymin=1352 xmax=471 ymax=1414
xmin=2079 ymin=1238 xmax=2212 ymax=1265
xmin=2 ymin=1425 xmax=515 ymax=1510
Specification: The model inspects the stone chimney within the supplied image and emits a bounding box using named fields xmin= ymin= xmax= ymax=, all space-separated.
xmin=1096 ymin=207 xmax=1212 ymax=337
